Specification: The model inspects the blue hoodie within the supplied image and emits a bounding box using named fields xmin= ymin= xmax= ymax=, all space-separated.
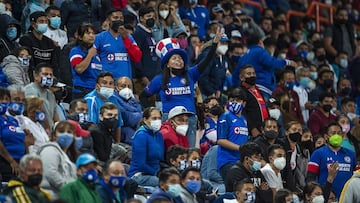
xmin=146 ymin=187 xmax=184 ymax=203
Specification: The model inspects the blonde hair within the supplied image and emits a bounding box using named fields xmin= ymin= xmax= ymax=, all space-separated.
xmin=24 ymin=96 xmax=44 ymax=116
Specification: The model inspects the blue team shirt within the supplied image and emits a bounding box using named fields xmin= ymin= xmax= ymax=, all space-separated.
xmin=217 ymin=111 xmax=248 ymax=170
xmin=94 ymin=30 xmax=136 ymax=79
xmin=144 ymin=66 xmax=200 ymax=113
xmin=308 ymin=145 xmax=356 ymax=198
xmin=0 ymin=115 xmax=25 ymax=159
xmin=69 ymin=45 xmax=102 ymax=91
xmin=179 ymin=6 xmax=209 ymax=40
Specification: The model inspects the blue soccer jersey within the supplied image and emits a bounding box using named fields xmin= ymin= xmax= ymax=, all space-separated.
xmin=0 ymin=115 xmax=25 ymax=159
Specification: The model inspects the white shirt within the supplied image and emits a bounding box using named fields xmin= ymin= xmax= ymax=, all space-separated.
xmin=44 ymin=28 xmax=68 ymax=49
xmin=293 ymin=85 xmax=309 ymax=123
xmin=260 ymin=163 xmax=283 ymax=191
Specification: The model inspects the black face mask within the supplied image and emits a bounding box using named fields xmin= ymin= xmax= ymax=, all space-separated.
xmin=340 ymin=87 xmax=351 ymax=96
xmin=336 ymin=19 xmax=348 ymax=25
xmin=317 ymin=54 xmax=326 ymax=61
xmin=145 ymin=18 xmax=155 ymax=28
xmin=26 ymin=174 xmax=43 ymax=187
xmin=323 ymin=79 xmax=333 ymax=88
xmin=111 ymin=20 xmax=124 ymax=33
xmin=171 ymin=68 xmax=185 ymax=76
xmin=300 ymin=140 xmax=313 ymax=149
xmin=209 ymin=104 xmax=223 ymax=116
xmin=101 ymin=117 xmax=117 ymax=129
xmin=263 ymin=130 xmax=278 ymax=140
xmin=245 ymin=76 xmax=256 ymax=86
xmin=132 ymin=2 xmax=141 ymax=10
xmin=322 ymin=104 xmax=332 ymax=112
xmin=288 ymin=132 xmax=301 ymax=142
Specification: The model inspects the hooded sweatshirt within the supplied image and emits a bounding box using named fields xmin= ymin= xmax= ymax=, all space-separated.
xmin=1 ymin=55 xmax=30 ymax=85
xmin=0 ymin=14 xmax=20 ymax=61
xmin=339 ymin=170 xmax=360 ymax=203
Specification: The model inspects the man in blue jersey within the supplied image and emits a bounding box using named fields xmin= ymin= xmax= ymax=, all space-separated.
xmin=307 ymin=122 xmax=356 ymax=198
xmin=93 ymin=8 xmax=142 ymax=80
xmin=217 ymin=87 xmax=249 ymax=180
xmin=84 ymin=71 xmax=123 ymax=143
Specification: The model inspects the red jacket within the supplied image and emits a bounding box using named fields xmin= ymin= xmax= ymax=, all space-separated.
xmin=160 ymin=121 xmax=189 ymax=152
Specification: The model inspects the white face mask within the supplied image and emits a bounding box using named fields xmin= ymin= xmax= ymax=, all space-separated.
xmin=150 ymin=119 xmax=162 ymax=131
xmin=312 ymin=195 xmax=325 ymax=203
xmin=175 ymin=124 xmax=188 ymax=136
xmin=347 ymin=112 xmax=357 ymax=120
xmin=278 ymin=53 xmax=286 ymax=59
xmin=217 ymin=45 xmax=228 ymax=55
xmin=159 ymin=10 xmax=169 ymax=19
xmin=99 ymin=87 xmax=114 ymax=99
xmin=340 ymin=59 xmax=348 ymax=68
xmin=273 ymin=157 xmax=286 ymax=170
xmin=0 ymin=3 xmax=5 ymax=13
xmin=118 ymin=87 xmax=134 ymax=100
xmin=269 ymin=109 xmax=281 ymax=120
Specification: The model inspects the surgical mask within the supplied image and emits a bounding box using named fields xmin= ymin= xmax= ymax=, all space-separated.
xmin=178 ymin=38 xmax=188 ymax=49
xmin=329 ymin=134 xmax=342 ymax=147
xmin=299 ymin=77 xmax=315 ymax=90
xmin=312 ymin=195 xmax=325 ymax=203
xmin=36 ymin=23 xmax=48 ymax=34
xmin=40 ymin=76 xmax=53 ymax=88
xmin=242 ymin=22 xmax=249 ymax=30
xmin=99 ymin=87 xmax=114 ymax=99
xmin=217 ymin=45 xmax=228 ymax=55
xmin=109 ymin=176 xmax=126 ymax=188
xmin=75 ymin=137 xmax=83 ymax=150
xmin=3 ymin=10 xmax=12 ymax=16
xmin=347 ymin=113 xmax=357 ymax=120
xmin=288 ymin=132 xmax=301 ymax=142
xmin=249 ymin=159 xmax=261 ymax=171
xmin=284 ymin=81 xmax=295 ymax=89
xmin=341 ymin=124 xmax=350 ymax=134
xmin=186 ymin=180 xmax=201 ymax=193
xmin=150 ymin=119 xmax=162 ymax=132
xmin=49 ymin=16 xmax=61 ymax=29
xmin=279 ymin=53 xmax=287 ymax=59
xmin=159 ymin=10 xmax=169 ymax=19
xmin=0 ymin=103 xmax=9 ymax=115
xmin=118 ymin=87 xmax=133 ymax=100
xmin=307 ymin=51 xmax=315 ymax=61
xmin=245 ymin=192 xmax=256 ymax=203
xmin=101 ymin=117 xmax=117 ymax=129
xmin=6 ymin=27 xmax=17 ymax=40
xmin=269 ymin=109 xmax=281 ymax=120
xmin=8 ymin=102 xmax=24 ymax=115
xmin=167 ymin=184 xmax=181 ymax=197
xmin=18 ymin=57 xmax=30 ymax=66
xmin=175 ymin=124 xmax=188 ymax=136
xmin=57 ymin=133 xmax=74 ymax=148
xmin=145 ymin=18 xmax=155 ymax=28
xmin=309 ymin=71 xmax=318 ymax=80
xmin=35 ymin=111 xmax=46 ymax=122
xmin=340 ymin=59 xmax=348 ymax=68
xmin=228 ymin=102 xmax=244 ymax=115
xmin=82 ymin=169 xmax=98 ymax=183
xmin=273 ymin=157 xmax=286 ymax=170
xmin=26 ymin=174 xmax=43 ymax=187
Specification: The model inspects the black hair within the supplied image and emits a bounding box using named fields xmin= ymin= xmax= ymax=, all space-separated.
xmin=325 ymin=122 xmax=342 ymax=135
xmin=158 ymin=167 xmax=180 ymax=184
xmin=69 ymin=98 xmax=87 ymax=112
xmin=166 ymin=145 xmax=188 ymax=166
xmin=280 ymin=68 xmax=295 ymax=80
xmin=261 ymin=118 xmax=278 ymax=129
xmin=239 ymin=142 xmax=262 ymax=162
xmin=138 ymin=6 xmax=155 ymax=17
xmin=106 ymin=8 xmax=123 ymax=19
xmin=139 ymin=107 xmax=161 ymax=126
xmin=341 ymin=97 xmax=355 ymax=107
xmin=239 ymin=64 xmax=254 ymax=77
xmin=187 ymin=148 xmax=200 ymax=159
xmin=12 ymin=46 xmax=32 ymax=57
xmin=96 ymin=71 xmax=114 ymax=84
xmin=228 ymin=87 xmax=247 ymax=101
xmin=103 ymin=159 xmax=122 ymax=176
xmin=267 ymin=144 xmax=285 ymax=158
xmin=263 ymin=37 xmax=277 ymax=47
xmin=274 ymin=189 xmax=292 ymax=203
xmin=319 ymin=92 xmax=335 ymax=103
xmin=34 ymin=62 xmax=52 ymax=74
xmin=45 ymin=5 xmax=60 ymax=13
xmin=303 ymin=181 xmax=323 ymax=200
xmin=0 ymin=87 xmax=10 ymax=100
xmin=75 ymin=23 xmax=96 ymax=47
xmin=180 ymin=167 xmax=200 ymax=180
xmin=246 ymin=33 xmax=262 ymax=46
xmin=233 ymin=178 xmax=253 ymax=193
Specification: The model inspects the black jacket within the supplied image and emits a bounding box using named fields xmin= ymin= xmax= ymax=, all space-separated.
xmin=90 ymin=123 xmax=114 ymax=162
xmin=0 ymin=14 xmax=21 ymax=62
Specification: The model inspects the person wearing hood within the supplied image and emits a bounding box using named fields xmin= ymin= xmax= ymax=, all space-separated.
xmin=20 ymin=0 xmax=46 ymax=33
xmin=339 ymin=169 xmax=360 ymax=203
xmin=0 ymin=13 xmax=21 ymax=62
xmin=38 ymin=121 xmax=77 ymax=199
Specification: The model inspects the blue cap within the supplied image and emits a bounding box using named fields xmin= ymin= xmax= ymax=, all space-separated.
xmin=76 ymin=153 xmax=97 ymax=167
xmin=220 ymin=34 xmax=229 ymax=42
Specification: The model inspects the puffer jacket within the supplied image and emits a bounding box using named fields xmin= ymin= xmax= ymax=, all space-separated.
xmin=1 ymin=55 xmax=30 ymax=85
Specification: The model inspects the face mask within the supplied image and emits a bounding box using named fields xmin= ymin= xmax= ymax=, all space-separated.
xmin=341 ymin=124 xmax=350 ymax=134
xmin=83 ymin=169 xmax=98 ymax=183
xmin=150 ymin=119 xmax=162 ymax=132
xmin=216 ymin=45 xmax=228 ymax=55
xmin=309 ymin=71 xmax=318 ymax=80
xmin=36 ymin=23 xmax=48 ymax=34
xmin=101 ymin=117 xmax=117 ymax=129
xmin=145 ymin=18 xmax=155 ymax=28
xmin=99 ymin=87 xmax=114 ymax=99
xmin=75 ymin=137 xmax=83 ymax=150
xmin=189 ymin=160 xmax=201 ymax=168
xmin=269 ymin=109 xmax=281 ymax=120
xmin=279 ymin=53 xmax=287 ymax=59
xmin=4 ymin=10 xmax=12 ymax=16
xmin=171 ymin=68 xmax=185 ymax=76
xmin=189 ymin=0 xmax=197 ymax=5
xmin=273 ymin=157 xmax=286 ymax=170
xmin=0 ymin=103 xmax=9 ymax=115
xmin=0 ymin=2 xmax=4 ymax=13
xmin=284 ymin=81 xmax=295 ymax=89
xmin=175 ymin=124 xmax=188 ymax=136
xmin=245 ymin=76 xmax=256 ymax=86
xmin=26 ymin=174 xmax=43 ymax=187
xmin=347 ymin=112 xmax=357 ymax=120
xmin=323 ymin=79 xmax=333 ymax=88
xmin=178 ymin=38 xmax=188 ymax=49
xmin=231 ymin=55 xmax=240 ymax=63
xmin=35 ymin=111 xmax=46 ymax=122
xmin=301 ymin=140 xmax=313 ymax=149
xmin=249 ymin=158 xmax=262 ymax=171
xmin=8 ymin=102 xmax=24 ymax=115
xmin=322 ymin=104 xmax=332 ymax=113
xmin=57 ymin=133 xmax=74 ymax=148
xmin=244 ymin=192 xmax=256 ymax=203
xmin=118 ymin=87 xmax=133 ymax=100
xmin=178 ymin=160 xmax=187 ymax=170
xmin=209 ymin=104 xmax=223 ymax=116
xmin=49 ymin=16 xmax=61 ymax=29
xmin=298 ymin=50 xmax=308 ymax=58
xmin=167 ymin=184 xmax=181 ymax=197
xmin=111 ymin=20 xmax=124 ymax=32
xmin=242 ymin=22 xmax=249 ymax=30
xmin=299 ymin=77 xmax=312 ymax=89
xmin=186 ymin=180 xmax=201 ymax=193
xmin=40 ymin=76 xmax=53 ymax=88
xmin=307 ymin=51 xmax=315 ymax=61
xmin=6 ymin=27 xmax=17 ymax=40
xmin=288 ymin=132 xmax=301 ymax=142
xmin=264 ymin=130 xmax=278 ymax=139
xmin=159 ymin=10 xmax=169 ymax=19
xmin=132 ymin=2 xmax=141 ymax=10
xmin=339 ymin=59 xmax=348 ymax=68
xmin=109 ymin=176 xmax=126 ymax=188
xmin=75 ymin=112 xmax=89 ymax=124
xmin=228 ymin=102 xmax=244 ymax=115
xmin=312 ymin=195 xmax=325 ymax=203
xmin=317 ymin=54 xmax=326 ymax=61
xmin=19 ymin=57 xmax=30 ymax=66
xmin=329 ymin=134 xmax=342 ymax=147
xmin=340 ymin=87 xmax=351 ymax=96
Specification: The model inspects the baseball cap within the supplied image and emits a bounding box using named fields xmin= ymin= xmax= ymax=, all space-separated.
xmin=212 ymin=4 xmax=224 ymax=13
xmin=76 ymin=153 xmax=97 ymax=167
xmin=267 ymin=98 xmax=280 ymax=107
xmin=67 ymin=120 xmax=90 ymax=137
xmin=168 ymin=106 xmax=193 ymax=120
xmin=231 ymin=30 xmax=242 ymax=38
xmin=30 ymin=11 xmax=46 ymax=22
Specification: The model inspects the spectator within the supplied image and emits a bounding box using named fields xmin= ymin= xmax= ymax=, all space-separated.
xmin=38 ymin=121 xmax=77 ymax=199
xmin=59 ymin=153 xmax=103 ymax=203
xmin=336 ymin=115 xmax=355 ymax=152
xmin=93 ymin=8 xmax=142 ymax=80
xmin=1 ymin=46 xmax=31 ymax=86
xmin=69 ymin=23 xmax=102 ymax=99
xmin=67 ymin=98 xmax=91 ymax=130
xmin=340 ymin=97 xmax=359 ymax=126
xmin=20 ymin=0 xmax=46 ymax=34
xmin=308 ymin=70 xmax=335 ymax=104
xmin=67 ymin=119 xmax=94 ymax=155
xmin=213 ymin=178 xmax=256 ymax=203
xmin=7 ymin=85 xmax=26 ymax=117
xmin=331 ymin=51 xmax=349 ymax=79
xmin=0 ymin=14 xmax=20 ymax=62
xmin=217 ymin=88 xmax=248 ymax=179
xmin=165 ymin=145 xmax=188 ymax=171
xmin=339 ymin=169 xmax=360 ymax=203
xmin=128 ymin=107 xmax=164 ymax=187
xmin=273 ymin=189 xmax=293 ymax=203
xmin=336 ymin=78 xmax=352 ymax=109
xmin=2 ymin=154 xmax=50 ymax=203
xmin=178 ymin=167 xmax=201 ymax=203
xmin=303 ymin=182 xmax=326 ymax=203
xmin=44 ymin=5 xmax=68 ymax=49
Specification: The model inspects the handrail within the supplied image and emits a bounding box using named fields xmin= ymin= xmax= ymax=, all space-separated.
xmin=237 ymin=0 xmax=264 ymax=14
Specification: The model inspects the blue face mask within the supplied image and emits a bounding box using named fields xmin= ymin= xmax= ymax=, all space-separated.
xmin=18 ymin=57 xmax=30 ymax=66
xmin=186 ymin=180 xmax=201 ymax=193
xmin=249 ymin=158 xmax=262 ymax=172
xmin=284 ymin=81 xmax=295 ymax=89
xmin=40 ymin=76 xmax=53 ymax=88
xmin=36 ymin=23 xmax=48 ymax=34
xmin=231 ymin=55 xmax=240 ymax=63
xmin=298 ymin=50 xmax=308 ymax=58
xmin=245 ymin=192 xmax=256 ymax=203
xmin=49 ymin=16 xmax=61 ymax=29
xmin=228 ymin=102 xmax=244 ymax=115
xmin=75 ymin=137 xmax=83 ymax=150
xmin=57 ymin=133 xmax=74 ymax=148
xmin=0 ymin=103 xmax=9 ymax=115
xmin=108 ymin=176 xmax=126 ymax=188
xmin=35 ymin=111 xmax=46 ymax=122
xmin=167 ymin=184 xmax=182 ymax=198
xmin=8 ymin=102 xmax=24 ymax=115
xmin=6 ymin=27 xmax=17 ymax=40
xmin=83 ymin=169 xmax=98 ymax=183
